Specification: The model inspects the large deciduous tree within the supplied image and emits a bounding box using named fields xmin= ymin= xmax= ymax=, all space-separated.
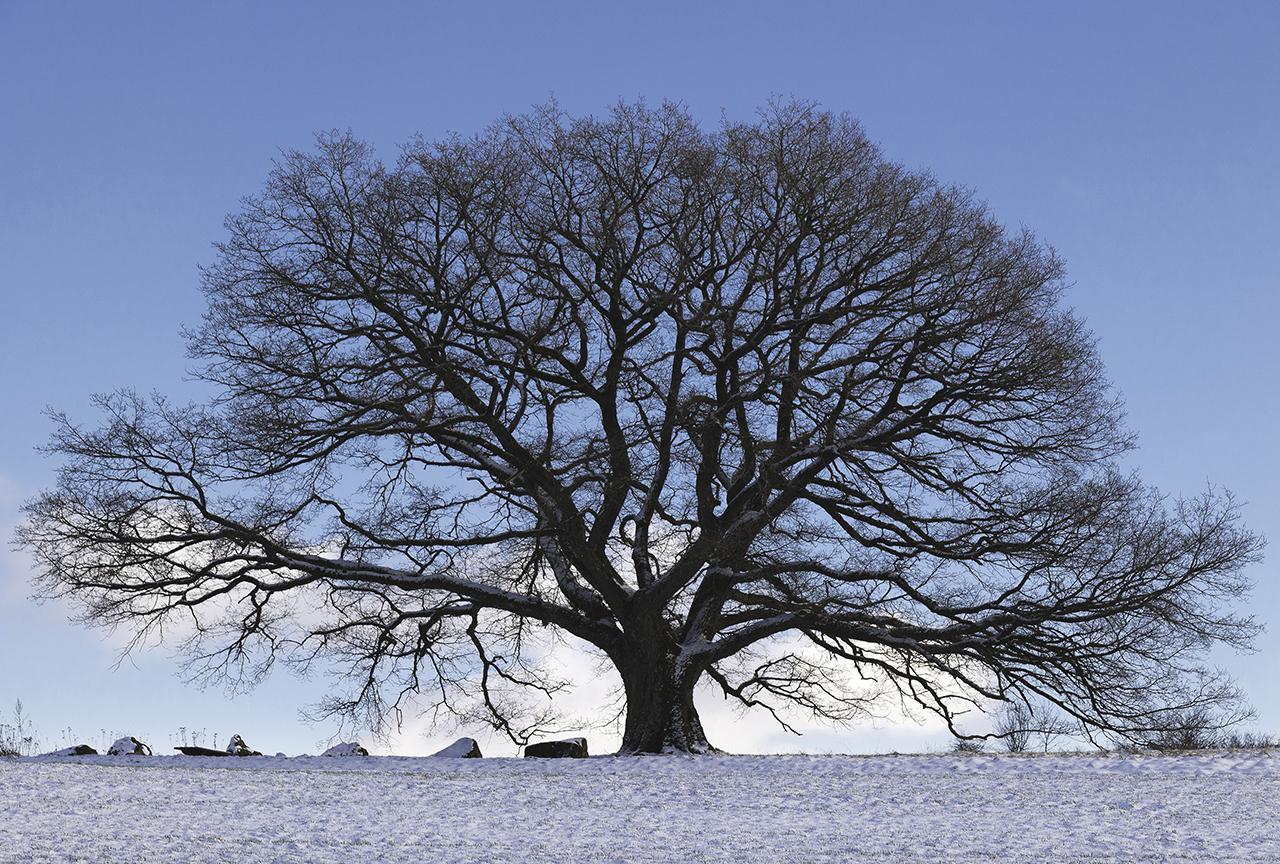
xmin=19 ymin=100 xmax=1262 ymax=753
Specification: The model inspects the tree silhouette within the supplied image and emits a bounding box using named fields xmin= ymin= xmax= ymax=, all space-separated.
xmin=19 ymin=99 xmax=1261 ymax=753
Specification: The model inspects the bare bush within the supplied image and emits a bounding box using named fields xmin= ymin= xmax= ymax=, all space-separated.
xmin=1223 ymin=731 xmax=1277 ymax=749
xmin=1131 ymin=706 xmax=1256 ymax=751
xmin=0 ymin=700 xmax=40 ymax=757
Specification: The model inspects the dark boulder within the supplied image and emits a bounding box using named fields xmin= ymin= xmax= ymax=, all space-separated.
xmin=524 ymin=737 xmax=588 ymax=758
xmin=175 ymin=746 xmax=229 ymax=757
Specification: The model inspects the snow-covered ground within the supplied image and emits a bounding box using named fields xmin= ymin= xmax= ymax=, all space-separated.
xmin=2 ymin=751 xmax=1277 ymax=862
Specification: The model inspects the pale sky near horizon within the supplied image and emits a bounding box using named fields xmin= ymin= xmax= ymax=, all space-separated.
xmin=2 ymin=1 xmax=1278 ymax=757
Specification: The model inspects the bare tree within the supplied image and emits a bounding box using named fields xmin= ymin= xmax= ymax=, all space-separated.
xmin=18 ymin=99 xmax=1262 ymax=753
xmin=992 ymin=700 xmax=1075 ymax=753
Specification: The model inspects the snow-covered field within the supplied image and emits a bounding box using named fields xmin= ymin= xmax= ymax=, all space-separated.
xmin=2 ymin=751 xmax=1277 ymax=862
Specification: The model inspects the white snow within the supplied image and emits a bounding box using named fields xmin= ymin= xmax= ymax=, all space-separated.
xmin=2 ymin=751 xmax=1277 ymax=862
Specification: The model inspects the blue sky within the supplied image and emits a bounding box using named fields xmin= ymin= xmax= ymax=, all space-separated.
xmin=2 ymin=0 xmax=1277 ymax=756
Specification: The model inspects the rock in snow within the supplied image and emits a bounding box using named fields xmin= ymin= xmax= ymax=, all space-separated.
xmin=174 ymin=746 xmax=229 ymax=757
xmin=226 ymin=734 xmax=262 ymax=757
xmin=430 ymin=738 xmax=483 ymax=758
xmin=107 ymin=736 xmax=152 ymax=756
xmin=46 ymin=745 xmax=98 ymax=756
xmin=524 ymin=737 xmax=588 ymax=758
xmin=321 ymin=742 xmax=368 ymax=757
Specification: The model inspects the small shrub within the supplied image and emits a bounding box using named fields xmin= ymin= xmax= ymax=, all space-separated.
xmin=1147 ymin=727 xmax=1220 ymax=751
xmin=1133 ymin=707 xmax=1244 ymax=752
xmin=994 ymin=702 xmax=1035 ymax=753
xmin=1223 ymin=730 xmax=1277 ymax=749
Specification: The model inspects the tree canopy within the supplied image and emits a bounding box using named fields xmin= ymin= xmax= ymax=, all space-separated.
xmin=19 ymin=99 xmax=1262 ymax=753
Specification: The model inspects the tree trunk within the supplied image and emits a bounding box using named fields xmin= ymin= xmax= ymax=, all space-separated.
xmin=613 ymin=629 xmax=716 ymax=754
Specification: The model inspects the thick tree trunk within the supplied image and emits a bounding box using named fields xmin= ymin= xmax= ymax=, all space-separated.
xmin=613 ymin=629 xmax=716 ymax=754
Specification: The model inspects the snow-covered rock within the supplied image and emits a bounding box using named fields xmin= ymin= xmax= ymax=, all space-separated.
xmin=524 ymin=737 xmax=588 ymax=758
xmin=226 ymin=734 xmax=262 ymax=757
xmin=430 ymin=738 xmax=482 ymax=758
xmin=107 ymin=736 xmax=151 ymax=756
xmin=45 ymin=745 xmax=97 ymax=756
xmin=321 ymin=742 xmax=368 ymax=757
